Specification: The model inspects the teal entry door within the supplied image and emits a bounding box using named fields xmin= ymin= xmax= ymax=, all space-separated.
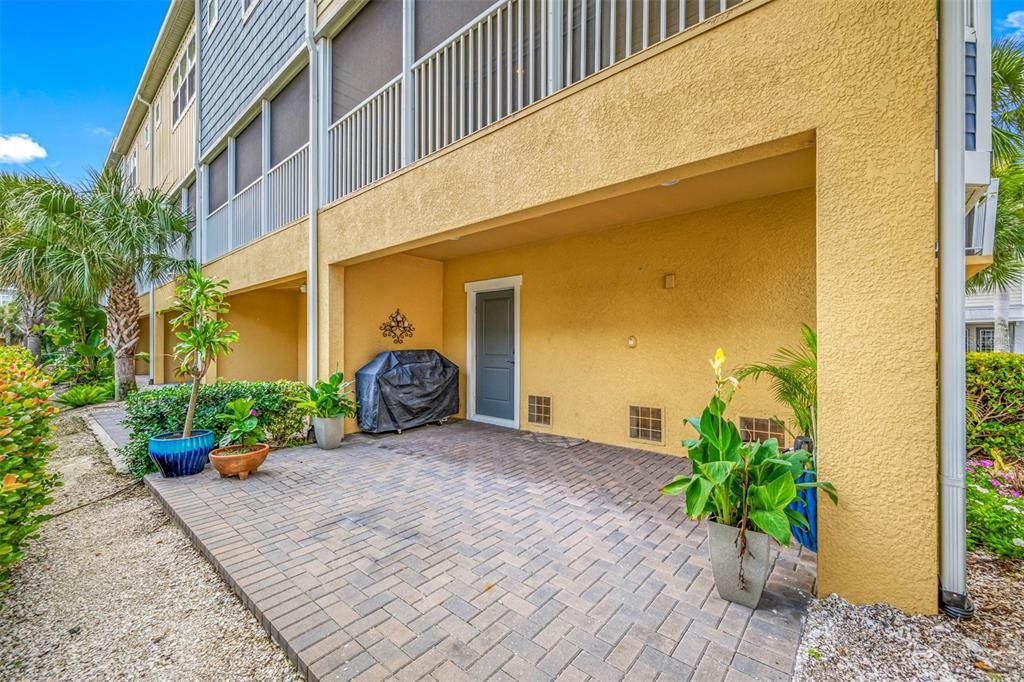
xmin=475 ymin=288 xmax=515 ymax=421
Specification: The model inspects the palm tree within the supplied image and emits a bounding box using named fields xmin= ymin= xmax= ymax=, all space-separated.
xmin=18 ymin=167 xmax=191 ymax=399
xmin=0 ymin=173 xmax=61 ymax=358
xmin=993 ymin=37 xmax=1024 ymax=170
xmin=967 ymin=168 xmax=1024 ymax=351
xmin=735 ymin=324 xmax=817 ymax=440
xmin=0 ymin=300 xmax=21 ymax=346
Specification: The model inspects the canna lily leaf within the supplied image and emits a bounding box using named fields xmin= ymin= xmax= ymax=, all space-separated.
xmin=684 ymin=477 xmax=715 ymax=519
xmin=749 ymin=509 xmax=791 ymax=545
xmin=696 ymin=460 xmax=736 ymax=486
xmin=660 ymin=475 xmax=691 ymax=496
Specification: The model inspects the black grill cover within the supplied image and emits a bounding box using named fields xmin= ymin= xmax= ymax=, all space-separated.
xmin=355 ymin=350 xmax=460 ymax=433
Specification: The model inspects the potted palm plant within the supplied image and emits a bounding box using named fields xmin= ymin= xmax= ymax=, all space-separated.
xmin=209 ymin=398 xmax=270 ymax=480
xmin=662 ymin=349 xmax=836 ymax=608
xmin=294 ymin=371 xmax=357 ymax=450
xmin=735 ymin=323 xmax=822 ymax=550
xmin=147 ymin=267 xmax=239 ymax=477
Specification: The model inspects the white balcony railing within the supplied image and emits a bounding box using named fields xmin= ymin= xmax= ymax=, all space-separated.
xmin=327 ymin=77 xmax=402 ymax=203
xmin=231 ymin=177 xmax=262 ymax=249
xmin=966 ymin=178 xmax=999 ymax=257
xmin=268 ymin=143 xmax=309 ymax=231
xmin=324 ymin=0 xmax=737 ymax=204
xmin=206 ymin=203 xmax=229 ymax=261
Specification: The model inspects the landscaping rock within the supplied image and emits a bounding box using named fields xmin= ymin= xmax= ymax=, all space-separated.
xmin=795 ymin=552 xmax=1024 ymax=681
xmin=0 ymin=414 xmax=299 ymax=681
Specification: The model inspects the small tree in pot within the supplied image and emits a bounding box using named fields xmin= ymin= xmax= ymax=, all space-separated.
xmin=147 ymin=266 xmax=239 ymax=478
xmin=294 ymin=371 xmax=357 ymax=449
xmin=661 ymin=349 xmax=836 ymax=608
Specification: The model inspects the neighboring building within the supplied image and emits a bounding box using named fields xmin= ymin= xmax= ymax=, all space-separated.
xmin=107 ymin=0 xmax=992 ymax=615
xmin=967 ymin=283 xmax=1024 ymax=353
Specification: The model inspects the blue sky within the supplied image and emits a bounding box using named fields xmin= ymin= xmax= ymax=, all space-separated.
xmin=0 ymin=0 xmax=166 ymax=185
xmin=0 ymin=1 xmax=1021 ymax=185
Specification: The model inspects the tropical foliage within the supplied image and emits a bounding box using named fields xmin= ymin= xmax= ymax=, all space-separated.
xmin=966 ymin=352 xmax=1024 ymax=462
xmin=993 ymin=37 xmax=1024 ymax=170
xmin=57 ymin=382 xmax=115 ymax=408
xmin=0 ymin=346 xmax=61 ymax=595
xmin=735 ymin=324 xmax=817 ymax=439
xmin=216 ymin=398 xmax=266 ymax=448
xmin=661 ymin=350 xmax=836 ymax=547
xmin=293 ymin=371 xmax=358 ymax=419
xmin=119 ymin=381 xmax=307 ymax=478
xmin=966 ymin=456 xmax=1024 ymax=559
xmin=168 ymin=266 xmax=239 ymax=438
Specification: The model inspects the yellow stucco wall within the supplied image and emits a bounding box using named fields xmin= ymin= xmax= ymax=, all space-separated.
xmin=136 ymin=316 xmax=150 ymax=376
xmin=343 ymin=254 xmax=444 ymax=431
xmin=218 ymin=289 xmax=305 ymax=382
xmin=442 ymin=189 xmax=815 ymax=453
xmin=310 ymin=0 xmax=939 ymax=612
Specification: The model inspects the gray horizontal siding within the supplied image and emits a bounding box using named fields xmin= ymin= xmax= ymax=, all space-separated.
xmin=200 ymin=0 xmax=305 ymax=151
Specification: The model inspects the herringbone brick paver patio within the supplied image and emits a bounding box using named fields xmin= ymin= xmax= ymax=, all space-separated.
xmin=143 ymin=420 xmax=815 ymax=681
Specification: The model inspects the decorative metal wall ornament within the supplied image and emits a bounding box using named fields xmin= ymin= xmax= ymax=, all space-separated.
xmin=380 ymin=309 xmax=415 ymax=344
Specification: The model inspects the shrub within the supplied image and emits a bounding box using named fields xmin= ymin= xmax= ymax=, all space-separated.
xmin=966 ymin=457 xmax=1024 ymax=559
xmin=966 ymin=352 xmax=1024 ymax=462
xmin=0 ymin=346 xmax=61 ymax=595
xmin=119 ymin=380 xmax=308 ymax=478
xmin=57 ymin=381 xmax=114 ymax=408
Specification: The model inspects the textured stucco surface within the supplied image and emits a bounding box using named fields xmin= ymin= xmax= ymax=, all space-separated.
xmin=217 ymin=289 xmax=306 ymax=382
xmin=440 ymin=189 xmax=816 ymax=455
xmin=165 ymin=0 xmax=939 ymax=610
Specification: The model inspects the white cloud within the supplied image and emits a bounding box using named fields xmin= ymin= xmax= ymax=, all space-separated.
xmin=0 ymin=133 xmax=47 ymax=164
xmin=87 ymin=126 xmax=114 ymax=139
xmin=999 ymin=11 xmax=1024 ymax=38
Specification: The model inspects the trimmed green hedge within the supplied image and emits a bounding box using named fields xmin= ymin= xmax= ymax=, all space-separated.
xmin=0 ymin=346 xmax=61 ymax=595
xmin=966 ymin=352 xmax=1024 ymax=461
xmin=119 ymin=380 xmax=309 ymax=478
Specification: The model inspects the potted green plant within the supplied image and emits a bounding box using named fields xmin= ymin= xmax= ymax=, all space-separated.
xmin=736 ymin=323 xmax=822 ymax=551
xmin=209 ymin=398 xmax=270 ymax=480
xmin=294 ymin=371 xmax=357 ymax=450
xmin=662 ymin=349 xmax=836 ymax=608
xmin=147 ymin=267 xmax=239 ymax=477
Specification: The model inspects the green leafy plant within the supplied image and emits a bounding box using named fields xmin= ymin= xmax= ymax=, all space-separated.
xmin=0 ymin=346 xmax=61 ymax=596
xmin=119 ymin=381 xmax=307 ymax=478
xmin=216 ymin=398 xmax=266 ymax=449
xmin=966 ymin=352 xmax=1024 ymax=462
xmin=169 ymin=266 xmax=239 ymax=438
xmin=57 ymin=381 xmax=114 ymax=408
xmin=294 ymin=371 xmax=357 ymax=419
xmin=661 ymin=349 xmax=836 ymax=549
xmin=735 ymin=324 xmax=816 ymax=439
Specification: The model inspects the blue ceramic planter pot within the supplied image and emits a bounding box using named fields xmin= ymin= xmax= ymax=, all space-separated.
xmin=148 ymin=430 xmax=215 ymax=478
xmin=789 ymin=470 xmax=818 ymax=552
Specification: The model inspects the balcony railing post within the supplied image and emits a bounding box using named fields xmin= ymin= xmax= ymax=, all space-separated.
xmin=401 ymin=0 xmax=415 ymax=166
xmin=547 ymin=0 xmax=564 ymax=94
xmin=227 ymin=137 xmax=236 ymax=251
xmin=261 ymin=100 xmax=271 ymax=236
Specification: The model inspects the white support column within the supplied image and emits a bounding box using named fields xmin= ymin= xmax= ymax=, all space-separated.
xmin=317 ymin=37 xmax=332 ymax=205
xmin=227 ymin=137 xmax=236 ymax=251
xmin=200 ymin=163 xmax=209 ymax=262
xmin=261 ymin=100 xmax=271 ymax=235
xmin=547 ymin=0 xmax=563 ymax=94
xmin=305 ymin=0 xmax=320 ymax=384
xmin=401 ymin=0 xmax=416 ymax=166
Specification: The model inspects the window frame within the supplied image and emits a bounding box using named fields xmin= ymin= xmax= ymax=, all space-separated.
xmin=154 ymin=100 xmax=161 ymax=128
xmin=171 ymin=34 xmax=197 ymax=129
xmin=242 ymin=0 xmax=260 ymax=22
xmin=207 ymin=0 xmax=219 ymax=34
xmin=976 ymin=327 xmax=995 ymax=352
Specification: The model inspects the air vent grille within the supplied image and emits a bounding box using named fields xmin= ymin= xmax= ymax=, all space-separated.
xmin=628 ymin=405 xmax=663 ymax=443
xmin=528 ymin=395 xmax=552 ymax=426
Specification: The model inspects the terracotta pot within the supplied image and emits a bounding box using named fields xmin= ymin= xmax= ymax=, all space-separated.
xmin=707 ymin=521 xmax=773 ymax=608
xmin=208 ymin=443 xmax=270 ymax=480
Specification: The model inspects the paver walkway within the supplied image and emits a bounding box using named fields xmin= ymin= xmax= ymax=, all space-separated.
xmin=127 ymin=418 xmax=816 ymax=681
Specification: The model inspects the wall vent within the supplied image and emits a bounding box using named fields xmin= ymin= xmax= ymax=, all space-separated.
xmin=739 ymin=417 xmax=786 ymax=447
xmin=628 ymin=405 xmax=664 ymax=444
xmin=528 ymin=395 xmax=552 ymax=426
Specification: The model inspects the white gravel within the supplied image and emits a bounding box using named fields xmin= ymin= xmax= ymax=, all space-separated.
xmin=795 ymin=554 xmax=1024 ymax=682
xmin=0 ymin=414 xmax=300 ymax=681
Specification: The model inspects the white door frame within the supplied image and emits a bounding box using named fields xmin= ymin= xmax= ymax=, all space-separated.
xmin=465 ymin=275 xmax=522 ymax=429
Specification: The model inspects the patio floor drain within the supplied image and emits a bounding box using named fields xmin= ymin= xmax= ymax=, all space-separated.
xmin=516 ymin=432 xmax=588 ymax=448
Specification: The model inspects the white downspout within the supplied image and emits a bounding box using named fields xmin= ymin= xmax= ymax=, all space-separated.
xmin=938 ymin=0 xmax=973 ymax=618
xmin=194 ymin=0 xmax=205 ymax=267
xmin=135 ymin=93 xmax=156 ymax=386
xmin=305 ymin=0 xmax=319 ymax=384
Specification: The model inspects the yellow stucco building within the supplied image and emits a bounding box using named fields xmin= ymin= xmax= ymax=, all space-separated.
xmin=113 ymin=0 xmax=994 ymax=614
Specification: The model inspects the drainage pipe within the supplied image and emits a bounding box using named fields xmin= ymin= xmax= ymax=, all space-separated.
xmin=938 ymin=0 xmax=973 ymax=618
xmin=305 ymin=0 xmax=320 ymax=384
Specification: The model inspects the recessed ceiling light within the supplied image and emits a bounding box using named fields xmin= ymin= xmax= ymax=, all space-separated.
xmin=450 ymin=235 xmax=461 ymax=241
xmin=661 ymin=179 xmax=680 ymax=187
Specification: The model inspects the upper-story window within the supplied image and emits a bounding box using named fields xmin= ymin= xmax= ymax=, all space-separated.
xmin=154 ymin=101 xmax=161 ymax=128
xmin=242 ymin=0 xmax=259 ymax=20
xmin=207 ymin=0 xmax=219 ymax=33
xmin=172 ymin=35 xmax=196 ymax=126
xmin=124 ymin=148 xmax=138 ymax=189
xmin=144 ymin=117 xmax=151 ymax=147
